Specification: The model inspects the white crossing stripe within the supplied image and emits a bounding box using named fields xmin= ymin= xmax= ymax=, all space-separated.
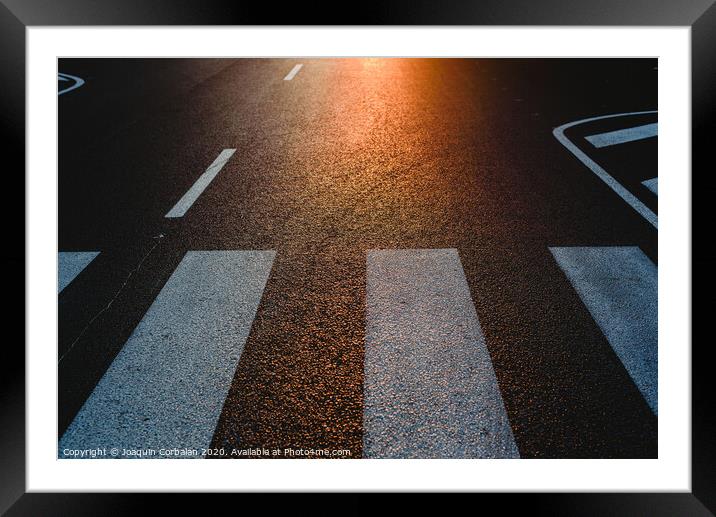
xmin=550 ymin=246 xmax=657 ymax=414
xmin=585 ymin=123 xmax=658 ymax=148
xmin=165 ymin=149 xmax=236 ymax=218
xmin=642 ymin=178 xmax=658 ymax=195
xmin=59 ymin=250 xmax=275 ymax=458
xmin=283 ymin=64 xmax=303 ymax=81
xmin=58 ymin=251 xmax=99 ymax=293
xmin=364 ymin=249 xmax=520 ymax=458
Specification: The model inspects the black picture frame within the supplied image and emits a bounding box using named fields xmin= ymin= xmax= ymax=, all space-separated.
xmin=2 ymin=0 xmax=713 ymax=514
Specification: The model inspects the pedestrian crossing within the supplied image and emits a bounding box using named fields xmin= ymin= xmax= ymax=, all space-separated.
xmin=59 ymin=251 xmax=275 ymax=458
xmin=550 ymin=246 xmax=657 ymax=414
xmin=642 ymin=178 xmax=658 ymax=195
xmin=365 ymin=249 xmax=519 ymax=458
xmin=58 ymin=246 xmax=658 ymax=458
xmin=58 ymin=251 xmax=99 ymax=293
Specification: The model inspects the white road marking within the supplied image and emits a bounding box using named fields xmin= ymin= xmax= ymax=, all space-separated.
xmin=364 ymin=249 xmax=520 ymax=458
xmin=58 ymin=250 xmax=275 ymax=458
xmin=553 ymin=111 xmax=658 ymax=229
xmin=165 ymin=149 xmax=236 ymax=218
xmin=58 ymin=73 xmax=85 ymax=95
xmin=283 ymin=64 xmax=303 ymax=81
xmin=642 ymin=178 xmax=658 ymax=195
xmin=585 ymin=123 xmax=658 ymax=148
xmin=550 ymin=246 xmax=657 ymax=414
xmin=58 ymin=252 xmax=99 ymax=293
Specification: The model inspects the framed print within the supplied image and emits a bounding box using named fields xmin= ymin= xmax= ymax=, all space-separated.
xmin=3 ymin=0 xmax=714 ymax=513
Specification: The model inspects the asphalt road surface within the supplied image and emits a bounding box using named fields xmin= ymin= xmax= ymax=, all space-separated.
xmin=57 ymin=58 xmax=658 ymax=459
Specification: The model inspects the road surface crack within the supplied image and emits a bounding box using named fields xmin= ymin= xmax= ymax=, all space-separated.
xmin=58 ymin=234 xmax=165 ymax=365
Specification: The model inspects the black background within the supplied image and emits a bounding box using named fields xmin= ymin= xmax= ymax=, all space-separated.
xmin=2 ymin=0 xmax=714 ymax=514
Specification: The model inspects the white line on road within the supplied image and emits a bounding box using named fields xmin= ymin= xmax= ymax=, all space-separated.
xmin=58 ymin=73 xmax=85 ymax=95
xmin=58 ymin=252 xmax=99 ymax=293
xmin=59 ymin=250 xmax=275 ymax=458
xmin=364 ymin=249 xmax=520 ymax=458
xmin=642 ymin=178 xmax=658 ymax=195
xmin=165 ymin=149 xmax=236 ymax=218
xmin=550 ymin=246 xmax=657 ymax=414
xmin=585 ymin=123 xmax=658 ymax=148
xmin=283 ymin=64 xmax=303 ymax=81
xmin=553 ymin=111 xmax=658 ymax=229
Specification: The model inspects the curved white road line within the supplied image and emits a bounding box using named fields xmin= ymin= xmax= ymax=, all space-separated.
xmin=58 ymin=73 xmax=85 ymax=95
xmin=553 ymin=110 xmax=658 ymax=229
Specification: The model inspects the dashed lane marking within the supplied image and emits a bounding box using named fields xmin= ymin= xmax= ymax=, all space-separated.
xmin=283 ymin=64 xmax=303 ymax=81
xmin=165 ymin=149 xmax=236 ymax=218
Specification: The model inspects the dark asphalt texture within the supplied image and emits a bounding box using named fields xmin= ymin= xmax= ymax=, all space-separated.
xmin=58 ymin=58 xmax=657 ymax=458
